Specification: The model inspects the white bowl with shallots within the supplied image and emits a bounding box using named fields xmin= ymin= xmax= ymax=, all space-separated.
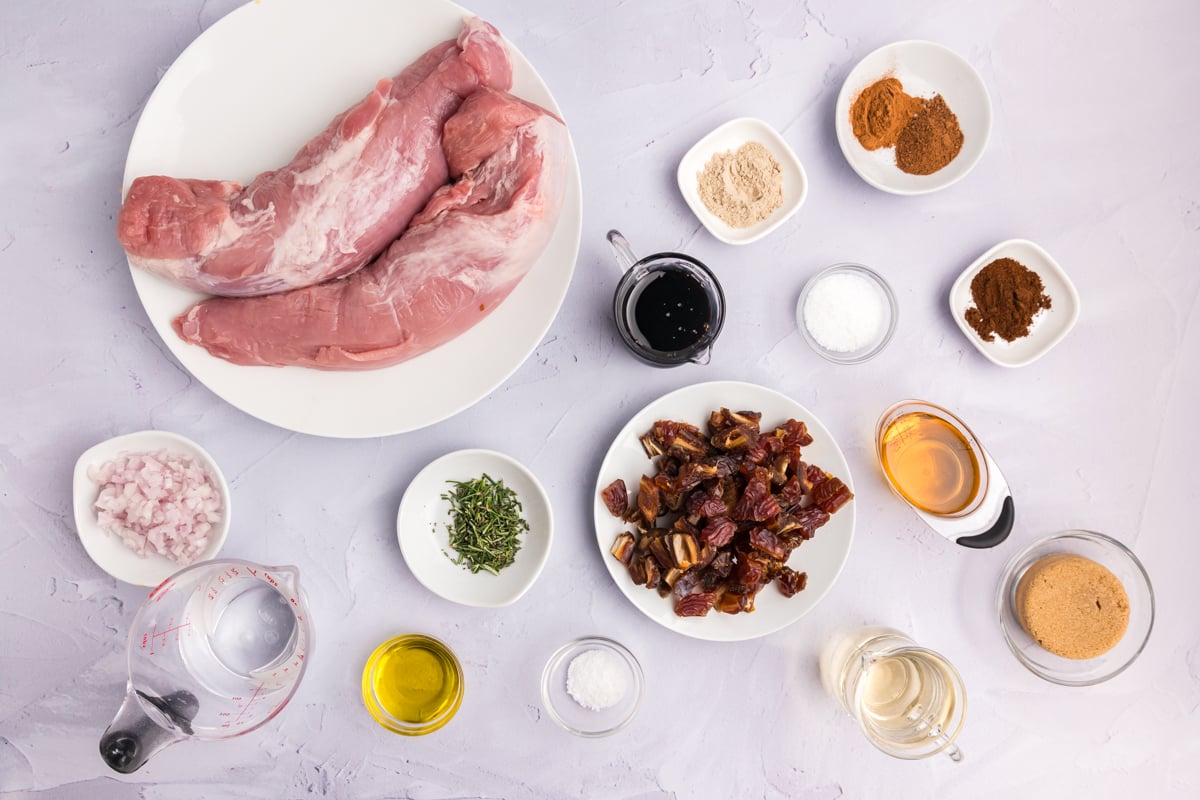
xmin=73 ymin=430 xmax=230 ymax=586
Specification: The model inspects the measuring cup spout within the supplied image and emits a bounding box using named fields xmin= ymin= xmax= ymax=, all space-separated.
xmin=100 ymin=686 xmax=197 ymax=773
xmin=689 ymin=346 xmax=713 ymax=365
xmin=607 ymin=229 xmax=640 ymax=273
xmin=267 ymin=564 xmax=301 ymax=596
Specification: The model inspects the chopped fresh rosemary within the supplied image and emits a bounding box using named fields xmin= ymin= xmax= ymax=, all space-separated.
xmin=441 ymin=473 xmax=529 ymax=575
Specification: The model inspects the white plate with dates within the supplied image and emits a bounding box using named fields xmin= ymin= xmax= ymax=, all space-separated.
xmin=122 ymin=0 xmax=582 ymax=438
xmin=592 ymin=381 xmax=856 ymax=642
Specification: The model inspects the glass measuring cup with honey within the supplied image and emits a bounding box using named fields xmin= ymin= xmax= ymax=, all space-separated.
xmin=876 ymin=400 xmax=1013 ymax=548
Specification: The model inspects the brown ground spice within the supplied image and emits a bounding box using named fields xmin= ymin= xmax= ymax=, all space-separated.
xmin=849 ymin=78 xmax=926 ymax=151
xmin=894 ymin=95 xmax=964 ymax=175
xmin=964 ymin=257 xmax=1053 ymax=342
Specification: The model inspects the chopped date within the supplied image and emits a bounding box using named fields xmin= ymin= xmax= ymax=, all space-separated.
xmin=637 ymin=475 xmax=661 ymax=525
xmin=605 ymin=406 xmax=852 ymax=617
xmin=675 ymin=592 xmax=717 ymax=617
xmin=610 ymin=532 xmax=635 ymax=565
xmin=777 ymin=567 xmax=808 ymax=597
xmin=813 ymin=476 xmax=853 ymax=514
xmin=732 ymin=467 xmax=781 ymax=522
xmin=701 ymin=517 xmax=736 ymax=548
xmin=687 ymin=489 xmax=728 ymax=519
xmin=748 ymin=526 xmax=788 ymax=559
xmin=601 ymin=479 xmax=629 ymax=517
xmin=794 ymin=506 xmax=831 ymax=539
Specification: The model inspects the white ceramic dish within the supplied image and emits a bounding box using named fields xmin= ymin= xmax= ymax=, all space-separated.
xmin=676 ymin=118 xmax=808 ymax=245
xmin=593 ymin=381 xmax=856 ymax=642
xmin=398 ymin=449 xmax=553 ymax=608
xmin=834 ymin=41 xmax=991 ymax=195
xmin=950 ymin=238 xmax=1080 ymax=367
xmin=72 ymin=431 xmax=231 ymax=587
xmin=121 ymin=0 xmax=583 ymax=438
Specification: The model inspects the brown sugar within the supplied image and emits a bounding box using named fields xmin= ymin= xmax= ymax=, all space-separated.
xmin=1015 ymin=554 xmax=1130 ymax=659
xmin=849 ymin=78 xmax=926 ymax=151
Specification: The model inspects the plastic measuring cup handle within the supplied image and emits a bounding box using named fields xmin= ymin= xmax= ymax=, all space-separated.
xmin=99 ymin=688 xmax=196 ymax=773
xmin=607 ymin=229 xmax=639 ymax=272
xmin=956 ymin=495 xmax=1014 ymax=549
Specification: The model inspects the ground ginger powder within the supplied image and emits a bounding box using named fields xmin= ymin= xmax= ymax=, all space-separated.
xmin=697 ymin=141 xmax=783 ymax=229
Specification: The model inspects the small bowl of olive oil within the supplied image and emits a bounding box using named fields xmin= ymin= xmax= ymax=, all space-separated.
xmin=361 ymin=634 xmax=464 ymax=736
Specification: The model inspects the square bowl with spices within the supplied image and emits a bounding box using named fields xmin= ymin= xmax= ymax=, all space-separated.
xmin=397 ymin=448 xmax=554 ymax=608
xmin=676 ymin=117 xmax=808 ymax=245
xmin=949 ymin=238 xmax=1080 ymax=368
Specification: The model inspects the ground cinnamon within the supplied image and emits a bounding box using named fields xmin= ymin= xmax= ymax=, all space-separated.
xmin=895 ymin=95 xmax=964 ymax=175
xmin=849 ymin=78 xmax=925 ymax=150
xmin=964 ymin=257 xmax=1052 ymax=342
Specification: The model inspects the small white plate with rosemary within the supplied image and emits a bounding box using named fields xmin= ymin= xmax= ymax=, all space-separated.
xmin=397 ymin=449 xmax=554 ymax=608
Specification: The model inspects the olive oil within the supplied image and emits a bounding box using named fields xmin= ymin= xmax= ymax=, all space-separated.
xmin=879 ymin=412 xmax=980 ymax=515
xmin=362 ymin=635 xmax=463 ymax=735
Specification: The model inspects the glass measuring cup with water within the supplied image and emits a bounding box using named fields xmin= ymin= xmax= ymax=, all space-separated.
xmin=820 ymin=627 xmax=967 ymax=761
xmin=607 ymin=229 xmax=725 ymax=366
xmin=100 ymin=559 xmax=313 ymax=773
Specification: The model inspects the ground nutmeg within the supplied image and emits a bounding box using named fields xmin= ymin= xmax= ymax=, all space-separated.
xmin=964 ymin=257 xmax=1053 ymax=343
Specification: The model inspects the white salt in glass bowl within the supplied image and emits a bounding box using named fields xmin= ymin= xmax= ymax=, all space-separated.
xmin=950 ymin=238 xmax=1080 ymax=368
xmin=541 ymin=637 xmax=643 ymax=737
xmin=796 ymin=263 xmax=898 ymax=364
xmin=677 ymin=118 xmax=808 ymax=245
xmin=72 ymin=430 xmax=231 ymax=586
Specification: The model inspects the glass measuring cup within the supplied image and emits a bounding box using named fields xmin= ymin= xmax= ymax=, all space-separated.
xmin=820 ymin=627 xmax=967 ymax=761
xmin=100 ymin=559 xmax=313 ymax=773
xmin=607 ymin=229 xmax=725 ymax=366
xmin=875 ymin=400 xmax=1013 ymax=549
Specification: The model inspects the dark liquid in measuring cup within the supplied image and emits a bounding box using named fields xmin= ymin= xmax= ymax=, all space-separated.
xmin=628 ymin=267 xmax=711 ymax=353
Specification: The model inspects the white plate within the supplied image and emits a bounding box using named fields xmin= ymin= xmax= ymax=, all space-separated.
xmin=949 ymin=238 xmax=1080 ymax=367
xmin=72 ymin=431 xmax=231 ymax=587
xmin=676 ymin=118 xmax=808 ymax=245
xmin=834 ymin=41 xmax=991 ymax=195
xmin=398 ymin=449 xmax=553 ymax=608
xmin=593 ymin=381 xmax=856 ymax=642
xmin=122 ymin=0 xmax=583 ymax=438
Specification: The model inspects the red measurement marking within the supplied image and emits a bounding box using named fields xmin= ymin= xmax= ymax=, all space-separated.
xmin=231 ymin=683 xmax=264 ymax=726
xmin=264 ymin=573 xmax=279 ymax=587
xmin=246 ymin=567 xmax=257 ymax=577
xmin=145 ymin=618 xmax=191 ymax=655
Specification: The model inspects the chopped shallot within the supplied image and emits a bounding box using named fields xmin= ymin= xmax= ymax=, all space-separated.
xmin=88 ymin=450 xmax=223 ymax=565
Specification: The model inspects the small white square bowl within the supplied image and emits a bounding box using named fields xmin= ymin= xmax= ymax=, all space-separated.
xmin=949 ymin=239 xmax=1080 ymax=368
xmin=676 ymin=117 xmax=808 ymax=245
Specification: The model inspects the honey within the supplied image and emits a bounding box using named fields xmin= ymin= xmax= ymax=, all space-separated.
xmin=879 ymin=411 xmax=980 ymax=515
xmin=362 ymin=634 xmax=462 ymax=735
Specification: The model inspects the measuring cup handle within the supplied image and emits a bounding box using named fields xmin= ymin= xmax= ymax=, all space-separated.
xmin=607 ymin=229 xmax=639 ymax=272
xmin=956 ymin=495 xmax=1014 ymax=549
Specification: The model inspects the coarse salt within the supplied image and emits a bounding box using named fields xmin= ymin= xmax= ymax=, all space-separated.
xmin=803 ymin=272 xmax=886 ymax=353
xmin=565 ymin=649 xmax=627 ymax=711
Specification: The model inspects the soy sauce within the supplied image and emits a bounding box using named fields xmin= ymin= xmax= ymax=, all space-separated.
xmin=629 ymin=268 xmax=711 ymax=352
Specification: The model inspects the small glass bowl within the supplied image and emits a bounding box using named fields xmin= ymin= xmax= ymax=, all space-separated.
xmin=541 ymin=637 xmax=643 ymax=737
xmin=796 ymin=263 xmax=898 ymax=364
xmin=361 ymin=634 xmax=464 ymax=735
xmin=997 ymin=531 xmax=1154 ymax=686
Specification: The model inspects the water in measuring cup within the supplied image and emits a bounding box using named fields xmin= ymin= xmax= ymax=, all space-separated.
xmin=180 ymin=581 xmax=298 ymax=698
xmin=858 ymin=650 xmax=961 ymax=751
